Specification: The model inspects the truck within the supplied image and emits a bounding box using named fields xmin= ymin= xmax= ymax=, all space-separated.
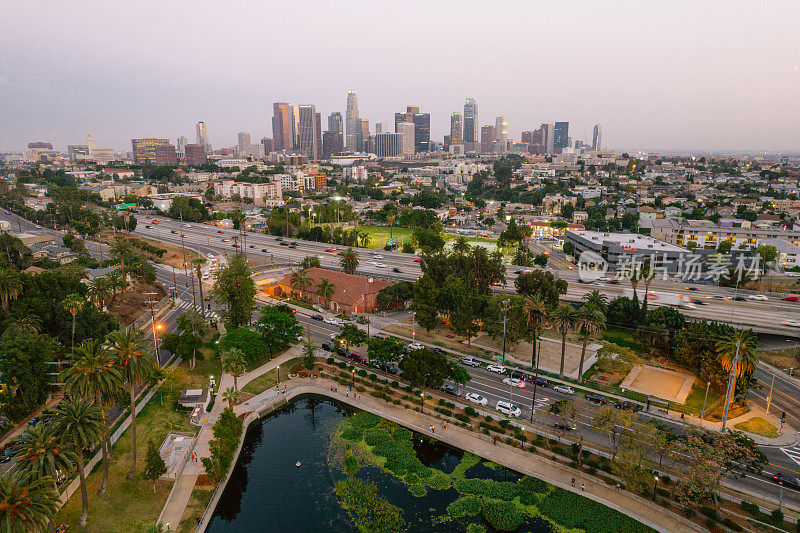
xmin=623 ymin=288 xmax=695 ymax=309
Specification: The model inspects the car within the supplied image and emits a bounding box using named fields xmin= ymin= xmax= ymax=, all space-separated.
xmin=34 ymin=225 xmax=42 ymax=229
xmin=280 ymin=241 xmax=289 ymax=246
xmin=461 ymin=356 xmax=480 ymax=367
xmin=325 ymin=248 xmax=336 ymax=252
xmin=746 ymin=294 xmax=768 ymax=301
xmin=486 ymin=364 xmax=506 ymax=374
xmin=731 ymin=295 xmax=748 ymax=301
xmin=508 ymin=370 xmax=527 ymax=381
xmin=708 ymin=294 xmax=730 ymax=300
xmin=289 ymin=244 xmax=298 ymax=249
xmin=231 ymin=243 xmax=237 ymax=248
xmin=413 ymin=258 xmax=422 ymax=263
xmin=249 ymin=245 xmax=255 ymax=248
xmin=350 ymin=352 xmax=368 ymax=364
xmin=605 ymin=279 xmax=621 ymax=284
xmin=554 ymin=421 xmax=577 ymax=431
xmin=495 ymin=401 xmax=522 ymax=417
xmin=324 ymin=317 xmax=342 ymax=325
xmin=465 ymin=393 xmax=488 ymax=406
xmin=532 ymin=377 xmax=550 ymax=388
xmin=782 ymin=320 xmax=800 ymax=328
xmin=322 ymin=341 xmax=335 ymax=352
xmin=430 ymin=347 xmax=445 ymax=354
xmin=0 ymin=447 xmax=14 ymax=463
xmin=688 ymin=299 xmax=709 ymax=306
xmin=311 ymin=314 xmax=324 ymax=321
xmin=217 ymin=230 xmax=224 ymax=234
xmin=382 ymin=362 xmax=399 ymax=374
xmin=584 ymin=393 xmax=608 ymax=405
xmin=503 ymin=377 xmax=526 ymax=388
xmin=514 ymin=269 xmax=524 ymax=275
xmin=685 ymin=287 xmax=700 ymax=291
xmin=145 ymin=225 xmax=153 ymax=229
xmin=771 ymin=472 xmax=800 ymax=490
xmin=372 ymin=333 xmax=390 ymax=340
xmin=374 ymin=262 xmax=386 ymax=268
xmin=614 ymin=400 xmax=641 ymax=412
xmin=441 ymin=384 xmax=459 ymax=396
xmin=203 ymin=295 xmax=211 ymax=301
xmin=393 ymin=267 xmax=402 ymax=273
xmin=171 ymin=230 xmax=178 ymax=234
xmin=261 ymin=248 xmax=270 ymax=253
xmin=783 ymin=296 xmax=800 ymax=302
xmin=407 ymin=342 xmax=424 ymax=350
xmin=291 ymin=242 xmax=299 ymax=245
xmin=374 ymin=255 xmax=384 ymax=259
xmin=553 ymin=384 xmax=574 ymax=395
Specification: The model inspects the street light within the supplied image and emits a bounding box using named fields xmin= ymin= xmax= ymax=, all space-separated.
xmin=652 ymin=475 xmax=659 ymax=500
xmin=419 ymin=392 xmax=424 ymax=413
xmin=351 ymin=369 xmax=355 ymax=389
xmin=277 ymin=365 xmax=281 ymax=385
xmin=699 ymin=381 xmax=710 ymax=426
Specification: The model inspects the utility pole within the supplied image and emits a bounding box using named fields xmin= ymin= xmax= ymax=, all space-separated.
xmin=172 ymin=265 xmax=177 ymax=298
xmin=144 ymin=292 xmax=162 ymax=366
xmin=530 ymin=336 xmax=541 ymax=422
xmin=501 ymin=299 xmax=509 ymax=365
xmin=720 ymin=339 xmax=741 ymax=431
xmin=766 ymin=371 xmax=776 ymax=414
xmin=699 ymin=381 xmax=710 ymax=426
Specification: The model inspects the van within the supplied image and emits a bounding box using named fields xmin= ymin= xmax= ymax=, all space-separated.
xmin=495 ymin=401 xmax=522 ymax=418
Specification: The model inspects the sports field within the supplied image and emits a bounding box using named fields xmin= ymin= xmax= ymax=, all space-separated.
xmin=357 ymin=225 xmax=497 ymax=251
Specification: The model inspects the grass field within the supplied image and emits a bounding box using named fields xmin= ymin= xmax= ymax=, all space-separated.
xmin=357 ymin=225 xmax=497 ymax=251
xmin=734 ymin=417 xmax=779 ymax=438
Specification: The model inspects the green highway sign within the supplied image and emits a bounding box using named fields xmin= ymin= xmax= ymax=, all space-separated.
xmin=115 ymin=203 xmax=136 ymax=210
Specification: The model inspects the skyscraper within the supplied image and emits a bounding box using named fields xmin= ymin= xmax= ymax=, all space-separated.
xmin=196 ymin=122 xmax=210 ymax=151
xmin=328 ymin=112 xmax=343 ymax=134
xmin=177 ymin=136 xmax=188 ymax=156
xmin=272 ymin=103 xmax=293 ymax=153
xmin=541 ymin=123 xmax=555 ymax=154
xmin=132 ymin=138 xmax=170 ymax=165
xmin=521 ymin=129 xmax=545 ymax=154
xmin=184 ymin=144 xmax=206 ymax=165
xmin=398 ymin=122 xmax=415 ymax=156
xmin=554 ymin=122 xmax=569 ymax=153
xmin=237 ymin=132 xmax=251 ymax=156
xmin=323 ymin=131 xmax=343 ymax=157
xmin=592 ymin=125 xmax=603 ymax=150
xmin=345 ymin=91 xmax=359 ymax=151
xmin=463 ymin=98 xmax=478 ymax=145
xmin=413 ymin=113 xmax=430 ymax=153
xmin=480 ymin=126 xmax=495 ymax=154
xmin=374 ymin=132 xmax=402 ymax=157
xmin=450 ymin=112 xmax=463 ymax=145
xmin=298 ymin=104 xmax=321 ymax=160
xmin=357 ymin=118 xmax=370 ymax=152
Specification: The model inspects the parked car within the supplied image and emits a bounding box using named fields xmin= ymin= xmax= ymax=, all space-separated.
xmin=771 ymin=472 xmax=800 ymax=490
xmin=311 ymin=314 xmax=324 ymax=321
xmin=495 ymin=401 xmax=522 ymax=418
xmin=0 ymin=447 xmax=15 ymax=463
xmin=614 ymin=400 xmax=641 ymax=412
xmin=461 ymin=356 xmax=481 ymax=367
xmin=441 ymin=384 xmax=459 ymax=396
xmin=486 ymin=364 xmax=506 ymax=374
xmin=533 ymin=377 xmax=550 ymax=388
xmin=407 ymin=342 xmax=423 ymax=350
xmin=430 ymin=347 xmax=445 ymax=355
xmin=585 ymin=393 xmax=607 ymax=405
xmin=349 ymin=352 xmax=368 ymax=364
xmin=324 ymin=317 xmax=342 ymax=325
xmin=503 ymin=377 xmax=526 ymax=388
xmin=372 ymin=333 xmax=390 ymax=340
xmin=553 ymin=384 xmax=574 ymax=395
xmin=321 ymin=341 xmax=335 ymax=352
xmin=382 ymin=362 xmax=399 ymax=374
xmin=554 ymin=421 xmax=577 ymax=431
xmin=465 ymin=393 xmax=488 ymax=406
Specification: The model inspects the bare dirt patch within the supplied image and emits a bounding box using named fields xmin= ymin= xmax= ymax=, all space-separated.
xmin=99 ymin=230 xmax=200 ymax=269
xmin=109 ymin=281 xmax=167 ymax=325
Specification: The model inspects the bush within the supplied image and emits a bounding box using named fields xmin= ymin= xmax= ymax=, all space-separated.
xmin=464 ymin=406 xmax=478 ymax=417
xmin=722 ymin=517 xmax=744 ymax=532
xmin=435 ymin=407 xmax=452 ymax=417
xmin=771 ymin=508 xmax=784 ymax=525
xmin=699 ymin=506 xmax=718 ymax=521
xmin=454 ymin=413 xmax=471 ymax=424
xmin=683 ymin=507 xmax=696 ymax=518
xmin=482 ymin=501 xmax=523 ymax=531
xmin=391 ymin=381 xmax=400 ymax=388
xmin=498 ymin=419 xmax=511 ymax=429
xmin=327 ymin=357 xmax=335 ymax=364
xmin=357 ymin=369 xmax=367 ymax=377
xmin=446 ymin=496 xmax=483 ymax=518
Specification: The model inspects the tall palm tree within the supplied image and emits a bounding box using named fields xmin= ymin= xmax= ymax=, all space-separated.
xmin=106 ymin=270 xmax=125 ymax=302
xmin=176 ymin=310 xmax=210 ymax=369
xmin=339 ymin=247 xmax=359 ymax=275
xmin=387 ymin=212 xmax=396 ymax=240
xmin=0 ymin=268 xmax=22 ymax=314
xmin=62 ymin=293 xmax=84 ymax=348
xmin=107 ymin=327 xmax=156 ymax=479
xmin=61 ymin=339 xmax=123 ymax=495
xmin=109 ymin=236 xmax=133 ymax=282
xmin=550 ymin=303 xmax=576 ymax=377
xmin=191 ymin=257 xmax=208 ymax=318
xmin=12 ymin=424 xmax=77 ymax=484
xmin=88 ymin=277 xmax=111 ymax=309
xmin=53 ymin=397 xmax=105 ymax=527
xmin=222 ymin=348 xmax=247 ymax=391
xmin=576 ymin=302 xmax=606 ymax=380
xmin=315 ymin=278 xmax=335 ymax=309
xmin=289 ymin=269 xmax=312 ymax=300
xmin=452 ymin=236 xmax=471 ymax=255
xmin=581 ymin=289 xmax=609 ymax=312
xmin=524 ymin=295 xmax=548 ymax=368
xmin=0 ymin=470 xmax=60 ymax=532
xmin=358 ymin=232 xmax=371 ymax=248
xmin=716 ymin=328 xmax=759 ymax=402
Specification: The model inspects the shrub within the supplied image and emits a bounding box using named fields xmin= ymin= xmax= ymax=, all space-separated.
xmin=482 ymin=501 xmax=523 ymax=531
xmin=498 ymin=419 xmax=511 ymax=429
xmin=699 ymin=506 xmax=719 ymax=521
xmin=722 ymin=518 xmax=744 ymax=532
xmin=683 ymin=507 xmax=696 ymax=518
xmin=466 ymin=525 xmax=485 ymax=533
xmin=435 ymin=407 xmax=452 ymax=417
xmin=464 ymin=406 xmax=478 ymax=417
xmin=484 ymin=415 xmax=494 ymax=422
xmin=327 ymin=357 xmax=335 ymax=364
xmin=771 ymin=508 xmax=784 ymax=525
xmin=409 ymin=484 xmax=427 ymax=497
xmin=391 ymin=381 xmax=400 ymax=388
xmin=485 ymin=480 xmax=517 ymax=501
xmin=447 ymin=496 xmax=483 ymax=518
xmin=357 ymin=369 xmax=367 ymax=377
xmin=454 ymin=413 xmax=471 ymax=424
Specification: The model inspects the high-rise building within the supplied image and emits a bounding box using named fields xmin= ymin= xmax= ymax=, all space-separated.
xmin=399 ymin=122 xmax=415 ymax=156
xmin=374 ymin=132 xmax=402 ymax=157
xmin=541 ymin=123 xmax=555 ymax=154
xmin=480 ymin=126 xmax=495 ymax=154
xmin=463 ymin=98 xmax=478 ymax=145
xmin=450 ymin=112 xmax=463 ymax=145
xmin=413 ymin=113 xmax=430 ymax=153
xmin=177 ymin=136 xmax=188 ymax=156
xmin=272 ymin=103 xmax=293 ymax=153
xmin=345 ymin=91 xmax=359 ymax=151
xmin=495 ymin=116 xmax=508 ymax=142
xmin=154 ymin=143 xmax=178 ymax=165
xmin=196 ymin=122 xmax=210 ymax=151
xmin=184 ymin=144 xmax=206 ymax=165
xmin=261 ymin=137 xmax=275 ymax=155
xmin=554 ymin=122 xmax=569 ymax=153
xmin=298 ymin=104 xmax=321 ymax=160
xmin=237 ymin=132 xmax=251 ymax=156
xmin=315 ymin=112 xmax=323 ymax=160
xmin=290 ymin=105 xmax=301 ymax=150
xmin=592 ymin=125 xmax=603 ymax=150
xmin=521 ymin=129 xmax=545 ymax=154
xmin=28 ymin=141 xmax=53 ymax=150
xmin=328 ymin=112 xmax=343 ymax=134
xmin=322 ymin=131 xmax=343 ymax=157
xmin=375 ymin=122 xmax=387 ymax=135
xmin=357 ymin=118 xmax=370 ymax=152
xmin=131 ymin=138 xmax=170 ymax=165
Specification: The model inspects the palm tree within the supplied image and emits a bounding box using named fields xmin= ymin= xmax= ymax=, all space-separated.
xmin=192 ymin=257 xmax=208 ymax=318
xmin=315 ymin=278 xmax=335 ymax=309
xmin=222 ymin=387 xmax=240 ymax=409
xmin=550 ymin=303 xmax=576 ymax=378
xmin=525 ymin=295 xmax=549 ymax=367
xmin=107 ymin=327 xmax=156 ymax=479
xmin=88 ymin=276 xmax=111 ymax=309
xmin=222 ymin=348 xmax=247 ymax=391
xmin=109 ymin=236 xmax=132 ymax=282
xmin=53 ymin=397 xmax=105 ymax=527
xmin=339 ymin=247 xmax=359 ymax=274
xmin=12 ymin=424 xmax=77 ymax=483
xmin=387 ymin=212 xmax=396 ymax=240
xmin=143 ymin=522 xmax=168 ymax=533
xmin=62 ymin=293 xmax=84 ymax=348
xmin=289 ymin=269 xmax=312 ymax=300
xmin=61 ymin=339 xmax=123 ymax=495
xmin=358 ymin=232 xmax=371 ymax=248
xmin=452 ymin=236 xmax=471 ymax=255
xmin=0 ymin=470 xmax=60 ymax=532
xmin=716 ymin=329 xmax=759 ymax=402
xmin=0 ymin=268 xmax=22 ymax=314
xmin=7 ymin=315 xmax=41 ymax=334
xmin=576 ymin=303 xmax=606 ymax=381
xmin=581 ymin=289 xmax=609 ymax=312
xmin=176 ymin=310 xmax=210 ymax=369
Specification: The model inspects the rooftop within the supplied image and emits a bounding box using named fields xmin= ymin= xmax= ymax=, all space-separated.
xmin=567 ymin=230 xmax=688 ymax=253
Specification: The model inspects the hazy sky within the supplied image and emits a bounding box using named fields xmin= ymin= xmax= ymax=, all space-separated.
xmin=2 ymin=0 xmax=799 ymax=153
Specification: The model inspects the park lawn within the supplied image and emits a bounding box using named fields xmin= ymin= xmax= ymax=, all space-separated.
xmin=241 ymin=357 xmax=302 ymax=395
xmin=681 ymin=384 xmax=722 ymax=415
xmin=601 ymin=328 xmax=647 ymax=354
xmin=357 ymin=225 xmax=415 ymax=249
xmin=735 ymin=417 xmax=779 ymax=438
xmin=55 ymin=369 xmax=200 ymax=532
xmin=177 ymin=484 xmax=215 ymax=533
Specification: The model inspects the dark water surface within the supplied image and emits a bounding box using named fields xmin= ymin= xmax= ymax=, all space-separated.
xmin=208 ymin=394 xmax=553 ymax=532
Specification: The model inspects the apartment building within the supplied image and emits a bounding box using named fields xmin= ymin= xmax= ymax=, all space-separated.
xmin=650 ymin=218 xmax=800 ymax=250
xmin=212 ymin=180 xmax=283 ymax=206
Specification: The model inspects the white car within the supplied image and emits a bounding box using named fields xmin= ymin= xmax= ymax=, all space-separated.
xmin=374 ymin=262 xmax=387 ymax=268
xmin=374 ymin=254 xmax=384 ymax=259
xmin=782 ymin=320 xmax=800 ymax=328
xmin=553 ymin=384 xmax=575 ymax=395
xmin=503 ymin=377 xmax=526 ymax=388
xmin=486 ymin=364 xmax=506 ymax=374
xmin=465 ymin=393 xmax=488 ymax=406
xmin=746 ymin=294 xmax=768 ymax=301
xmin=324 ymin=317 xmax=342 ymax=325
xmin=495 ymin=400 xmax=522 ymax=417
xmin=407 ymin=342 xmax=423 ymax=350
xmin=461 ymin=356 xmax=481 ymax=367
